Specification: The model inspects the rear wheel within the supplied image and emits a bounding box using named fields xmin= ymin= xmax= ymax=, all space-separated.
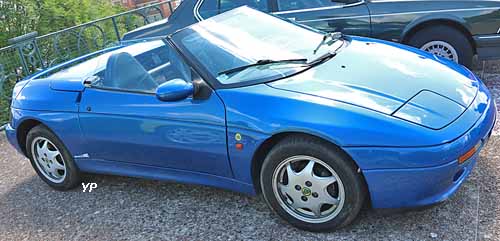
xmin=26 ymin=125 xmax=80 ymax=190
xmin=260 ymin=136 xmax=366 ymax=232
xmin=408 ymin=25 xmax=474 ymax=68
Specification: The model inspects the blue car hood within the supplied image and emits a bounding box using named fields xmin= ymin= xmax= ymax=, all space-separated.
xmin=270 ymin=38 xmax=479 ymax=129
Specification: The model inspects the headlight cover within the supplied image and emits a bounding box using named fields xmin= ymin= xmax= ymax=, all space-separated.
xmin=392 ymin=90 xmax=465 ymax=130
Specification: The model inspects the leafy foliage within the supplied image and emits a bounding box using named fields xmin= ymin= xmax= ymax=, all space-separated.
xmin=0 ymin=0 xmax=124 ymax=47
xmin=0 ymin=0 xmax=38 ymax=47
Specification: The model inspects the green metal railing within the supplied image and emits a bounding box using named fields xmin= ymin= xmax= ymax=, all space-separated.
xmin=0 ymin=0 xmax=180 ymax=126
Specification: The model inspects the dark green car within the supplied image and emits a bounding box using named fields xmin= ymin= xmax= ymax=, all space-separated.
xmin=123 ymin=0 xmax=500 ymax=67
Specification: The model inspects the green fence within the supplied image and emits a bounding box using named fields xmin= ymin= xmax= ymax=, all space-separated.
xmin=0 ymin=0 xmax=180 ymax=126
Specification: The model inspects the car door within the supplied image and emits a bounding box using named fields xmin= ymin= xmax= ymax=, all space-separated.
xmin=272 ymin=0 xmax=371 ymax=36
xmin=78 ymin=40 xmax=233 ymax=178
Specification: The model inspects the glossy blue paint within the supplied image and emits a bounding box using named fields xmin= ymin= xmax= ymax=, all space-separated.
xmin=269 ymin=36 xmax=478 ymax=115
xmin=362 ymin=93 xmax=496 ymax=209
xmin=156 ymin=79 xmax=194 ymax=101
xmin=346 ymin=81 xmax=496 ymax=170
xmin=364 ymin=151 xmax=478 ymax=209
xmin=5 ymin=123 xmax=21 ymax=153
xmin=5 ymin=8 xmax=498 ymax=211
xmin=50 ymin=78 xmax=86 ymax=92
xmin=9 ymin=109 xmax=86 ymax=157
xmin=392 ymin=90 xmax=466 ymax=130
xmin=11 ymin=78 xmax=81 ymax=112
xmin=78 ymin=88 xmax=232 ymax=177
xmin=76 ymin=158 xmax=255 ymax=195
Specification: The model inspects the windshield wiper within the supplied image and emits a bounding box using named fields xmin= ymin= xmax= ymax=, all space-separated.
xmin=218 ymin=58 xmax=308 ymax=76
xmin=307 ymin=51 xmax=337 ymax=67
xmin=313 ymin=32 xmax=343 ymax=54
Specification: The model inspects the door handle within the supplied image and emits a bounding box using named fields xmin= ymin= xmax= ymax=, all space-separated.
xmin=288 ymin=17 xmax=296 ymax=21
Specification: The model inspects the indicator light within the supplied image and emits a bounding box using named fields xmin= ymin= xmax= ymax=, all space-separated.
xmin=236 ymin=143 xmax=243 ymax=150
xmin=458 ymin=142 xmax=481 ymax=164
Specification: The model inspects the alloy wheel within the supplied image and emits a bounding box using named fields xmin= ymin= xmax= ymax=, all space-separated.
xmin=272 ymin=155 xmax=345 ymax=224
xmin=421 ymin=40 xmax=459 ymax=63
xmin=31 ymin=137 xmax=67 ymax=183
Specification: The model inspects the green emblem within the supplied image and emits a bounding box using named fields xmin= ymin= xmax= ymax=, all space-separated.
xmin=302 ymin=187 xmax=312 ymax=196
xmin=235 ymin=133 xmax=242 ymax=141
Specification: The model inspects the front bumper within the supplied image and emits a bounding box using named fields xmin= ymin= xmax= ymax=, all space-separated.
xmin=363 ymin=145 xmax=481 ymax=209
xmin=474 ymin=34 xmax=500 ymax=61
xmin=5 ymin=123 xmax=22 ymax=154
xmin=354 ymin=89 xmax=496 ymax=209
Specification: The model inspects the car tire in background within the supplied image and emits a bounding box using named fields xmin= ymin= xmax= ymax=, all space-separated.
xmin=26 ymin=125 xmax=81 ymax=190
xmin=260 ymin=135 xmax=366 ymax=232
xmin=408 ymin=25 xmax=474 ymax=68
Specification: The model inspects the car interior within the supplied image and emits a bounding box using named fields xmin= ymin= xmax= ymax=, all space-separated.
xmin=94 ymin=44 xmax=192 ymax=93
xmin=103 ymin=52 xmax=158 ymax=92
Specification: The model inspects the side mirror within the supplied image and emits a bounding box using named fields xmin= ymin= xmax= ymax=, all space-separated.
xmin=156 ymin=79 xmax=194 ymax=102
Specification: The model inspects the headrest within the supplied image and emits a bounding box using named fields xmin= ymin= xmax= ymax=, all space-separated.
xmin=104 ymin=52 xmax=157 ymax=92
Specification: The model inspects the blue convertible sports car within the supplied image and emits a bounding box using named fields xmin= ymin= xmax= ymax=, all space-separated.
xmin=5 ymin=7 xmax=497 ymax=231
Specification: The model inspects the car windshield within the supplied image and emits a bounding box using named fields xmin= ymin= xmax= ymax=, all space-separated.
xmin=171 ymin=6 xmax=345 ymax=86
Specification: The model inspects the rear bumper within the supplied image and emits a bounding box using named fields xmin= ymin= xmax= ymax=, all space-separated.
xmin=359 ymin=91 xmax=496 ymax=209
xmin=474 ymin=34 xmax=500 ymax=61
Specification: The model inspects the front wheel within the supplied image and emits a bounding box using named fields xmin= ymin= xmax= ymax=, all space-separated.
xmin=26 ymin=125 xmax=81 ymax=190
xmin=260 ymin=136 xmax=366 ymax=232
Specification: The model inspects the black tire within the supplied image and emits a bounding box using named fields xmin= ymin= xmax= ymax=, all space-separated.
xmin=260 ymin=135 xmax=366 ymax=232
xmin=407 ymin=25 xmax=474 ymax=68
xmin=26 ymin=125 xmax=80 ymax=190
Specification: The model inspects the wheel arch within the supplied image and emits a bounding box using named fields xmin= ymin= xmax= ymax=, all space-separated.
xmin=250 ymin=131 xmax=370 ymax=204
xmin=401 ymin=17 xmax=476 ymax=54
xmin=16 ymin=118 xmax=45 ymax=156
